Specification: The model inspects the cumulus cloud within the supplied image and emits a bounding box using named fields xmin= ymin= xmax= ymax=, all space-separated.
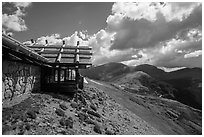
xmin=107 ymin=2 xmax=201 ymax=50
xmin=11 ymin=2 xmax=32 ymax=8
xmin=24 ymin=31 xmax=90 ymax=46
xmin=94 ymin=2 xmax=202 ymax=68
xmin=122 ymin=34 xmax=202 ymax=68
xmin=2 ymin=2 xmax=31 ymax=32
xmin=184 ymin=50 xmax=202 ymax=58
xmin=21 ymin=2 xmax=201 ymax=68
xmin=35 ymin=33 xmax=62 ymax=45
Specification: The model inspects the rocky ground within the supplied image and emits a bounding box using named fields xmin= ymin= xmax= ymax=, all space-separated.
xmin=89 ymin=79 xmax=202 ymax=135
xmin=2 ymin=84 xmax=161 ymax=135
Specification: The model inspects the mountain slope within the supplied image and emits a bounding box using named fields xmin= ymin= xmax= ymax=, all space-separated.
xmin=113 ymin=71 xmax=175 ymax=99
xmin=81 ymin=63 xmax=202 ymax=109
xmin=133 ymin=64 xmax=167 ymax=80
xmin=89 ymin=79 xmax=202 ymax=135
xmin=81 ymin=62 xmax=130 ymax=81
xmin=2 ymin=84 xmax=161 ymax=135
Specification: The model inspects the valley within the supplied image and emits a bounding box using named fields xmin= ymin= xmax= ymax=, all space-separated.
xmin=81 ymin=62 xmax=202 ymax=110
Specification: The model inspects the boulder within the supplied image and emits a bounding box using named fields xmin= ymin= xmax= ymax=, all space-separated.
xmin=93 ymin=123 xmax=102 ymax=134
xmin=4 ymin=90 xmax=12 ymax=99
xmin=59 ymin=117 xmax=73 ymax=128
xmin=105 ymin=130 xmax=114 ymax=135
xmin=90 ymin=104 xmax=97 ymax=111
xmin=25 ymin=123 xmax=31 ymax=130
xmin=87 ymin=110 xmax=101 ymax=118
xmin=70 ymin=102 xmax=78 ymax=109
xmin=98 ymin=98 xmax=103 ymax=102
xmin=26 ymin=110 xmax=37 ymax=119
xmin=84 ymin=118 xmax=95 ymax=125
xmin=55 ymin=108 xmax=65 ymax=117
xmin=8 ymin=79 xmax=12 ymax=86
xmin=105 ymin=126 xmax=115 ymax=135
xmin=78 ymin=112 xmax=88 ymax=122
xmin=66 ymin=117 xmax=74 ymax=128
xmin=18 ymin=129 xmax=25 ymax=135
xmin=59 ymin=103 xmax=68 ymax=110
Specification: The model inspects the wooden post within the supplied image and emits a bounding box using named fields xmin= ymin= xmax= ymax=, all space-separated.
xmin=58 ymin=66 xmax=61 ymax=83
xmin=75 ymin=41 xmax=80 ymax=89
xmin=75 ymin=41 xmax=80 ymax=63
xmin=64 ymin=69 xmax=67 ymax=81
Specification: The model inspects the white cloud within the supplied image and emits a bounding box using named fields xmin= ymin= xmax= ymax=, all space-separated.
xmin=100 ymin=2 xmax=201 ymax=68
xmin=11 ymin=2 xmax=32 ymax=8
xmin=2 ymin=13 xmax=27 ymax=31
xmin=21 ymin=2 xmax=201 ymax=68
xmin=107 ymin=2 xmax=202 ymax=51
xmin=2 ymin=2 xmax=32 ymax=32
xmin=36 ymin=33 xmax=62 ymax=45
xmin=110 ymin=2 xmax=200 ymax=22
xmin=24 ymin=31 xmax=90 ymax=46
xmin=184 ymin=50 xmax=202 ymax=58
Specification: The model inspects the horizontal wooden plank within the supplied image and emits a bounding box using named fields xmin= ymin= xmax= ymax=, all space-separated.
xmin=43 ymin=55 xmax=91 ymax=59
xmin=27 ymin=45 xmax=92 ymax=50
xmin=48 ymin=62 xmax=92 ymax=66
xmin=39 ymin=50 xmax=93 ymax=55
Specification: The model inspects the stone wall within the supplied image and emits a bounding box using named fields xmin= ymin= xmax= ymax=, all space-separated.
xmin=2 ymin=60 xmax=41 ymax=101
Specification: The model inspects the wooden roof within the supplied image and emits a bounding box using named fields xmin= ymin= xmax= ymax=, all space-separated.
xmin=2 ymin=34 xmax=49 ymax=65
xmin=2 ymin=34 xmax=92 ymax=68
xmin=26 ymin=40 xmax=92 ymax=67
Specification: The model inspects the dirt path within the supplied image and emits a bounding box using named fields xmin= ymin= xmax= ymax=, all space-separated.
xmin=87 ymin=79 xmax=185 ymax=134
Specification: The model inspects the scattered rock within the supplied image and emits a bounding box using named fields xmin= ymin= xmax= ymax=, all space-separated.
xmin=38 ymin=122 xmax=47 ymax=127
xmin=90 ymin=104 xmax=97 ymax=111
xmin=26 ymin=110 xmax=37 ymax=119
xmin=52 ymin=123 xmax=58 ymax=129
xmin=133 ymin=126 xmax=139 ymax=129
xmin=33 ymin=107 xmax=40 ymax=114
xmin=56 ymin=128 xmax=66 ymax=135
xmin=92 ymin=94 xmax=97 ymax=99
xmin=96 ymin=118 xmax=102 ymax=122
xmin=84 ymin=118 xmax=95 ymax=125
xmin=59 ymin=117 xmax=74 ymax=128
xmin=59 ymin=118 xmax=66 ymax=126
xmin=77 ymin=89 xmax=83 ymax=93
xmin=55 ymin=108 xmax=65 ymax=117
xmin=93 ymin=123 xmax=102 ymax=134
xmin=25 ymin=123 xmax=31 ymax=130
xmin=70 ymin=102 xmax=78 ymax=109
xmin=59 ymin=103 xmax=68 ymax=110
xmin=18 ymin=129 xmax=25 ymax=135
xmin=98 ymin=98 xmax=103 ymax=102
xmin=59 ymin=130 xmax=66 ymax=135
xmin=78 ymin=112 xmax=88 ymax=122
xmin=105 ymin=130 xmax=114 ymax=135
xmin=81 ymin=108 xmax=89 ymax=113
xmin=65 ymin=117 xmax=74 ymax=128
xmin=12 ymin=124 xmax=17 ymax=130
xmin=2 ymin=125 xmax=11 ymax=135
xmin=87 ymin=110 xmax=101 ymax=118
xmin=76 ymin=94 xmax=87 ymax=105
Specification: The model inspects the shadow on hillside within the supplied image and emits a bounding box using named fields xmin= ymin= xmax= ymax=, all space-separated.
xmin=32 ymin=89 xmax=75 ymax=102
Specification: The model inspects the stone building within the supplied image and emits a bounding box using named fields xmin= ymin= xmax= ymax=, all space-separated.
xmin=2 ymin=34 xmax=92 ymax=105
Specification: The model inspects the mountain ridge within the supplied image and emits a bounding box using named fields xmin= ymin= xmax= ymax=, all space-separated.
xmin=81 ymin=62 xmax=202 ymax=109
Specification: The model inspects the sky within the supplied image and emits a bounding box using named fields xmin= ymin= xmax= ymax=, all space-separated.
xmin=2 ymin=2 xmax=202 ymax=69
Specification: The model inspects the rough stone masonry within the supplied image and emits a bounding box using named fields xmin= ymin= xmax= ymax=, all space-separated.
xmin=2 ymin=60 xmax=41 ymax=104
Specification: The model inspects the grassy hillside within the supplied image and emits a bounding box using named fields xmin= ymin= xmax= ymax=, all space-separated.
xmin=81 ymin=63 xmax=202 ymax=110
